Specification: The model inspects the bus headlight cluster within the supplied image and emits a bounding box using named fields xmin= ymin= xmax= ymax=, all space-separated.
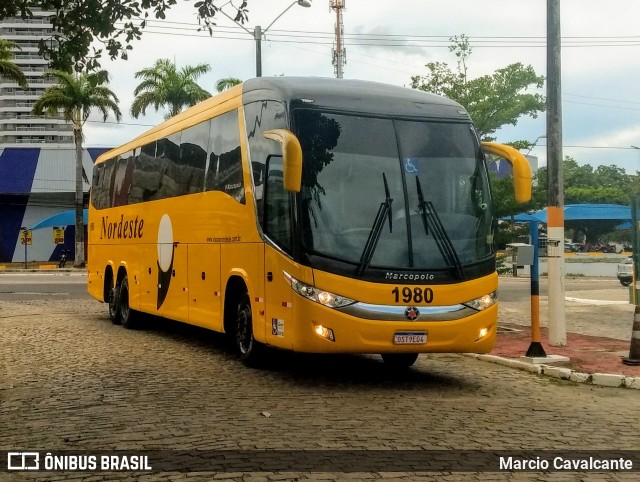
xmin=463 ymin=291 xmax=497 ymax=311
xmin=283 ymin=272 xmax=356 ymax=308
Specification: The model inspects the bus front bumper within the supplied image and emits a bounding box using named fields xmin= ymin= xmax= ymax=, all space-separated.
xmin=287 ymin=300 xmax=498 ymax=354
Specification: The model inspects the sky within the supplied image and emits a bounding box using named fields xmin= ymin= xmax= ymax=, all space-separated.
xmin=82 ymin=0 xmax=640 ymax=173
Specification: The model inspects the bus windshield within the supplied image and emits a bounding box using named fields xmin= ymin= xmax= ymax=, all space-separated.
xmin=294 ymin=109 xmax=493 ymax=274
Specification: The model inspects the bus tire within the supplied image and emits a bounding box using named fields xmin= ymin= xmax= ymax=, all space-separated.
xmin=381 ymin=353 xmax=419 ymax=369
xmin=235 ymin=291 xmax=263 ymax=366
xmin=108 ymin=279 xmax=121 ymax=325
xmin=118 ymin=275 xmax=139 ymax=329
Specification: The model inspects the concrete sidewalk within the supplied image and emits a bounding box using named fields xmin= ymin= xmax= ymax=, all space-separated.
xmin=477 ymin=277 xmax=640 ymax=389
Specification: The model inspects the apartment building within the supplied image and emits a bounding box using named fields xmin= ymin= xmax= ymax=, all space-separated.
xmin=0 ymin=8 xmax=73 ymax=146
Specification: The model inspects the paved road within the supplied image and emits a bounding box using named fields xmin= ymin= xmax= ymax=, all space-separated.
xmin=497 ymin=275 xmax=626 ymax=302
xmin=1 ymin=293 xmax=639 ymax=481
xmin=0 ymin=272 xmax=88 ymax=301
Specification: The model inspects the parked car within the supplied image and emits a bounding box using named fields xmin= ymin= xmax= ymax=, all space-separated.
xmin=617 ymin=257 xmax=633 ymax=286
xmin=564 ymin=242 xmax=582 ymax=253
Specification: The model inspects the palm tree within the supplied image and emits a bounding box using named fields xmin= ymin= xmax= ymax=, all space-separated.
xmin=32 ymin=70 xmax=122 ymax=268
xmin=131 ymin=59 xmax=211 ymax=119
xmin=216 ymin=77 xmax=242 ymax=92
xmin=0 ymin=39 xmax=28 ymax=89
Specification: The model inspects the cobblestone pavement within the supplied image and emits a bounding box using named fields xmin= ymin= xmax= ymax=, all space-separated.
xmin=1 ymin=297 xmax=640 ymax=481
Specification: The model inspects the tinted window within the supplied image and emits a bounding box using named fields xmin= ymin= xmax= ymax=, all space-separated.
xmin=148 ymin=133 xmax=179 ymax=199
xmin=91 ymin=111 xmax=240 ymax=208
xmin=180 ymin=121 xmax=209 ymax=193
xmin=205 ymin=109 xmax=243 ymax=203
xmin=129 ymin=141 xmax=162 ymax=203
xmin=111 ymin=151 xmax=135 ymax=207
xmin=91 ymin=163 xmax=107 ymax=209
xmin=243 ymin=101 xmax=287 ymax=223
xmin=264 ymin=156 xmax=291 ymax=252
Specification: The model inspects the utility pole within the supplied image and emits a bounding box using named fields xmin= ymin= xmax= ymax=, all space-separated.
xmin=546 ymin=0 xmax=566 ymax=346
xmin=330 ymin=0 xmax=346 ymax=78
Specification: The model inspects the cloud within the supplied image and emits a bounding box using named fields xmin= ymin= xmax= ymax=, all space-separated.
xmin=79 ymin=0 xmax=640 ymax=173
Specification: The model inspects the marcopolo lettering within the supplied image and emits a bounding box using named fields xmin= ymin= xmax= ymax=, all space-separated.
xmin=385 ymin=272 xmax=435 ymax=281
xmin=100 ymin=215 xmax=144 ymax=240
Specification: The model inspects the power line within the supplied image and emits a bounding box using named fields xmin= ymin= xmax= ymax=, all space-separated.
xmin=116 ymin=21 xmax=640 ymax=47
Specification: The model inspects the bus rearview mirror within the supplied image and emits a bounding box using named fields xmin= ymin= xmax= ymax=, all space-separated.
xmin=481 ymin=142 xmax=532 ymax=203
xmin=263 ymin=129 xmax=302 ymax=192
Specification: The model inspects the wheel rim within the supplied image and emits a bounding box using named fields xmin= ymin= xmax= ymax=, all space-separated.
xmin=120 ymin=283 xmax=129 ymax=321
xmin=236 ymin=299 xmax=253 ymax=355
xmin=108 ymin=287 xmax=117 ymax=317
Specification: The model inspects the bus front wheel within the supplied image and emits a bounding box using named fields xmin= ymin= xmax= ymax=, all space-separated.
xmin=235 ymin=292 xmax=263 ymax=366
xmin=381 ymin=353 xmax=419 ymax=369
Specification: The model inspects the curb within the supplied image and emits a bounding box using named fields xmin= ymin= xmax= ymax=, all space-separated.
xmin=466 ymin=353 xmax=640 ymax=390
xmin=0 ymin=268 xmax=86 ymax=274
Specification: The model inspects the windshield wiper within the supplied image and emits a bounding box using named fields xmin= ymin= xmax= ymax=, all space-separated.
xmin=416 ymin=177 xmax=465 ymax=279
xmin=356 ymin=173 xmax=393 ymax=276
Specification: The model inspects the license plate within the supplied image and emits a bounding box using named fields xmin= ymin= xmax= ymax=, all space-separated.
xmin=393 ymin=332 xmax=427 ymax=345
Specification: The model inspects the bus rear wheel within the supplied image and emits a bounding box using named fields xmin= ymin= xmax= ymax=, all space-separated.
xmin=118 ymin=275 xmax=139 ymax=329
xmin=381 ymin=353 xmax=419 ymax=369
xmin=235 ymin=292 xmax=263 ymax=366
xmin=108 ymin=283 xmax=121 ymax=324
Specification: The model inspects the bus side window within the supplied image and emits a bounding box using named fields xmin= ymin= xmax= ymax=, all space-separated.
xmin=180 ymin=120 xmax=210 ymax=194
xmin=264 ymin=156 xmax=291 ymax=252
xmin=111 ymin=151 xmax=135 ymax=207
xmin=155 ymin=133 xmax=182 ymax=199
xmin=130 ymin=141 xmax=161 ymax=203
xmin=91 ymin=163 xmax=106 ymax=209
xmin=243 ymin=100 xmax=287 ymax=226
xmin=206 ymin=110 xmax=244 ymax=203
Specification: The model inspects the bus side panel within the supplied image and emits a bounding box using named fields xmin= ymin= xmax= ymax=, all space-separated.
xmin=188 ymin=243 xmax=222 ymax=330
xmin=86 ymin=241 xmax=104 ymax=302
xmin=263 ymin=244 xmax=294 ymax=350
xmin=221 ymin=243 xmax=264 ymax=340
xmin=263 ymin=246 xmax=316 ymax=350
xmin=137 ymin=243 xmax=156 ymax=314
xmin=154 ymin=241 xmax=189 ymax=324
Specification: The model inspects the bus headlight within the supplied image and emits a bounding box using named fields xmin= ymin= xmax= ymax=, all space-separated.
xmin=283 ymin=272 xmax=356 ymax=308
xmin=463 ymin=291 xmax=497 ymax=311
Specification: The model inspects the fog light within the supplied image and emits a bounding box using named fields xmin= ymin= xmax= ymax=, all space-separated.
xmin=476 ymin=326 xmax=490 ymax=341
xmin=313 ymin=323 xmax=335 ymax=342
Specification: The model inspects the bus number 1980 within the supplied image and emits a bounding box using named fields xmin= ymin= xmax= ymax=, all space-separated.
xmin=392 ymin=287 xmax=434 ymax=304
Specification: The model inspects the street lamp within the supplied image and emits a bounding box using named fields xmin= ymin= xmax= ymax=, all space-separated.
xmin=219 ymin=0 xmax=311 ymax=77
xmin=526 ymin=135 xmax=546 ymax=155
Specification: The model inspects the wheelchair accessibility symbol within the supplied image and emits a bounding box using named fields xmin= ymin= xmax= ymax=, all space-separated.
xmin=404 ymin=158 xmax=418 ymax=174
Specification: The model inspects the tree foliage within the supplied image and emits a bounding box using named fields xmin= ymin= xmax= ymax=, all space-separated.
xmin=0 ymin=1 xmax=249 ymax=72
xmin=32 ymin=70 xmax=121 ymax=267
xmin=0 ymin=39 xmax=28 ymax=88
xmin=33 ymin=70 xmax=121 ymax=125
xmin=130 ymin=59 xmax=211 ymax=119
xmin=215 ymin=77 xmax=243 ymax=92
xmin=493 ymin=155 xmax=640 ymax=244
xmin=410 ymin=35 xmax=545 ymax=139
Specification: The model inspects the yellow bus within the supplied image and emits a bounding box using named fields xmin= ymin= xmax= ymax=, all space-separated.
xmin=88 ymin=77 xmax=530 ymax=368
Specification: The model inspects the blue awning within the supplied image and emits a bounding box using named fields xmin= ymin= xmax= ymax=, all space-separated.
xmin=30 ymin=209 xmax=88 ymax=230
xmin=510 ymin=204 xmax=631 ymax=224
